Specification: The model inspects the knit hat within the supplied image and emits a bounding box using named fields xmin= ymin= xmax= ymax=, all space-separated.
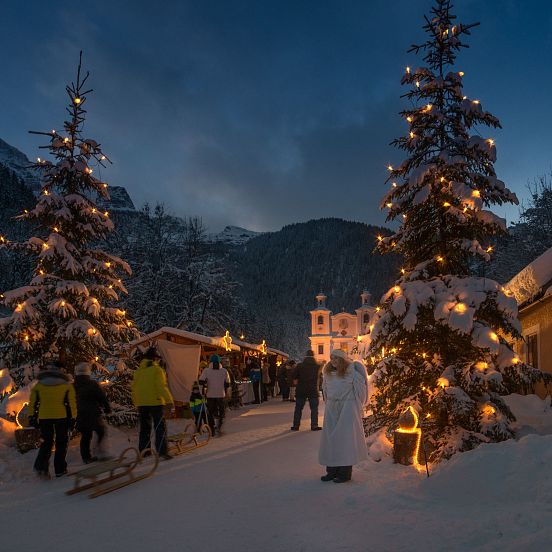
xmin=144 ymin=346 xmax=161 ymax=360
xmin=330 ymin=349 xmax=348 ymax=360
xmin=210 ymin=354 xmax=221 ymax=363
xmin=75 ymin=362 xmax=92 ymax=376
xmin=43 ymin=360 xmax=64 ymax=371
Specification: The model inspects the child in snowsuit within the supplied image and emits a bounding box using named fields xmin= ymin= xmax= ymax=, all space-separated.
xmin=74 ymin=362 xmax=112 ymax=463
xmin=189 ymin=382 xmax=207 ymax=430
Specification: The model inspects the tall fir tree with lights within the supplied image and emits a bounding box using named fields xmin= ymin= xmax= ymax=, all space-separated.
xmin=0 ymin=54 xmax=138 ymax=383
xmin=368 ymin=1 xmax=546 ymax=461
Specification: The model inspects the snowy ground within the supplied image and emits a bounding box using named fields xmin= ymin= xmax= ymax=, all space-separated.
xmin=2 ymin=397 xmax=552 ymax=552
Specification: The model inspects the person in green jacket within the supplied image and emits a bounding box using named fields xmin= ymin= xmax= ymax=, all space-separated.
xmin=132 ymin=347 xmax=174 ymax=459
xmin=29 ymin=360 xmax=77 ymax=478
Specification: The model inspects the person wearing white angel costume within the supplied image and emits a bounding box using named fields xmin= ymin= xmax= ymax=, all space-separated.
xmin=319 ymin=349 xmax=369 ymax=483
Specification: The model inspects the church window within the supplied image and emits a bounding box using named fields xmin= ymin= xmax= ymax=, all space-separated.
xmin=317 ymin=315 xmax=324 ymax=325
xmin=318 ymin=344 xmax=324 ymax=355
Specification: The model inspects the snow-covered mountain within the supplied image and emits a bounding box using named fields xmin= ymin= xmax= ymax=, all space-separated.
xmin=210 ymin=225 xmax=263 ymax=245
xmin=0 ymin=138 xmax=41 ymax=190
xmin=0 ymin=137 xmax=135 ymax=212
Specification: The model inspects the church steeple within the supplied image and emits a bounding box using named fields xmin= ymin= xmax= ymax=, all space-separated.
xmin=315 ymin=291 xmax=328 ymax=309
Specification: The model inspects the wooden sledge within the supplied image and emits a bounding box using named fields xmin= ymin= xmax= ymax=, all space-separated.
xmin=66 ymin=447 xmax=159 ymax=499
xmin=168 ymin=423 xmax=211 ymax=455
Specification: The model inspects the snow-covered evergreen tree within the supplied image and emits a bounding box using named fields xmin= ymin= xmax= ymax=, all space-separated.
xmin=0 ymin=54 xmax=137 ymax=382
xmin=369 ymin=1 xmax=545 ymax=461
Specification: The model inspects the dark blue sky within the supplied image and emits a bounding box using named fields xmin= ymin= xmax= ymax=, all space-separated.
xmin=1 ymin=1 xmax=551 ymax=232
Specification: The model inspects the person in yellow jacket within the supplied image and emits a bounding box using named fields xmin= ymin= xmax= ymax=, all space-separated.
xmin=29 ymin=361 xmax=77 ymax=478
xmin=132 ymin=347 xmax=174 ymax=459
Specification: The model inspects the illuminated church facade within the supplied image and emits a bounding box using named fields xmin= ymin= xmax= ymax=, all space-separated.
xmin=308 ymin=291 xmax=375 ymax=364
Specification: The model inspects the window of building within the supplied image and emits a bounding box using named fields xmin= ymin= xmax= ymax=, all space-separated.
xmin=318 ymin=344 xmax=324 ymax=355
xmin=363 ymin=313 xmax=370 ymax=324
xmin=317 ymin=315 xmax=324 ymax=325
xmin=526 ymin=333 xmax=539 ymax=368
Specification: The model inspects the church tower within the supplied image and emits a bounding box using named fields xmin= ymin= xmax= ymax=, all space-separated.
xmin=309 ymin=292 xmax=331 ymax=363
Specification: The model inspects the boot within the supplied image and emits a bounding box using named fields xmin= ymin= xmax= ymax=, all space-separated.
xmin=321 ymin=467 xmax=338 ymax=482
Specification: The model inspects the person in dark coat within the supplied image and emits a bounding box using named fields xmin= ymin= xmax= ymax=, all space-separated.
xmin=268 ymin=356 xmax=278 ymax=397
xmin=291 ymin=350 xmax=322 ymax=431
xmin=248 ymin=357 xmax=262 ymax=404
xmin=277 ymin=361 xmax=290 ymax=401
xmin=286 ymin=360 xmax=297 ymax=402
xmin=74 ymin=362 xmax=111 ymax=463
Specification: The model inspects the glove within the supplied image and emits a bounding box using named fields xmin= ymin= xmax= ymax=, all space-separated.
xmin=29 ymin=415 xmax=39 ymax=429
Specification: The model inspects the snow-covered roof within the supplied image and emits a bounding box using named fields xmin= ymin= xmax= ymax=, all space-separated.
xmin=129 ymin=327 xmax=241 ymax=352
xmin=230 ymin=337 xmax=289 ymax=358
xmin=505 ymin=246 xmax=552 ymax=307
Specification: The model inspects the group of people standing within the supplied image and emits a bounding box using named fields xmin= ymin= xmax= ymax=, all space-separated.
xmin=27 ymin=344 xmax=369 ymax=485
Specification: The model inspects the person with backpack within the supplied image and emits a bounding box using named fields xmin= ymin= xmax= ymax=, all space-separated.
xmin=73 ymin=362 xmax=111 ymax=464
xmin=199 ymin=354 xmax=230 ymax=435
xmin=132 ymin=347 xmax=174 ymax=459
xmin=29 ymin=360 xmax=77 ymax=478
xmin=290 ymin=350 xmax=322 ymax=431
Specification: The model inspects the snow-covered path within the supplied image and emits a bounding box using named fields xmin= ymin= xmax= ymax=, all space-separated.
xmin=2 ymin=400 xmax=552 ymax=552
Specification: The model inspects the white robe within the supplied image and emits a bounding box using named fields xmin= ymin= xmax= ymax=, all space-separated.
xmin=319 ymin=361 xmax=369 ymax=467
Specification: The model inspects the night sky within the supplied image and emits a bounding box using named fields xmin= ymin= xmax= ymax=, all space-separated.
xmin=2 ymin=1 xmax=551 ymax=232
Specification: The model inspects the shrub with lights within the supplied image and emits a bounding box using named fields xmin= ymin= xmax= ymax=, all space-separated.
xmin=368 ymin=1 xmax=546 ymax=462
xmin=0 ymin=54 xmax=138 ymax=383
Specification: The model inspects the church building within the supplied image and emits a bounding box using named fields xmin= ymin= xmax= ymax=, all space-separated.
xmin=309 ymin=291 xmax=375 ymax=364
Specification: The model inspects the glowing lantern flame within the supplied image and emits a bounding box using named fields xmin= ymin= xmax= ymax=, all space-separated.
xmin=396 ymin=406 xmax=423 ymax=472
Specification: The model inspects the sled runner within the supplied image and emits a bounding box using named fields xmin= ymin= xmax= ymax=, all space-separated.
xmin=167 ymin=423 xmax=211 ymax=455
xmin=66 ymin=446 xmax=159 ymax=498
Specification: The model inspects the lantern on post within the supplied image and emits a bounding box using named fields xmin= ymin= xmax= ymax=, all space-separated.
xmin=393 ymin=406 xmax=422 ymax=467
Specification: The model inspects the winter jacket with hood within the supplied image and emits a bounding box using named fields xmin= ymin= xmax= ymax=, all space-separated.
xmin=132 ymin=359 xmax=174 ymax=407
xmin=29 ymin=370 xmax=77 ymax=420
xmin=74 ymin=375 xmax=111 ymax=425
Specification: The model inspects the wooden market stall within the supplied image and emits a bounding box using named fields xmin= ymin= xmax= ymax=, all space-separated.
xmin=127 ymin=327 xmax=241 ymax=406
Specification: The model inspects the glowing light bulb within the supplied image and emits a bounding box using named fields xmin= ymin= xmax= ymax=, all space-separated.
xmin=387 ymin=165 xmax=393 ymax=171
xmin=489 ymin=331 xmax=498 ymax=343
xmin=43 ymin=190 xmax=49 ymax=196
xmin=437 ymin=377 xmax=449 ymax=388
xmin=53 ymin=227 xmax=59 ymax=232
xmin=400 ymin=268 xmax=406 ymax=274
xmin=409 ymin=131 xmax=415 ymax=139
xmin=487 ymin=139 xmax=495 ymax=146
xmin=454 ymin=303 xmax=467 ymax=314
xmin=424 ymin=104 xmax=433 ymax=112
xmin=85 ymin=167 xmax=93 ymax=174
xmin=472 ymin=100 xmax=480 ymax=105
xmin=100 ymin=155 xmax=106 ymax=161
xmin=104 ymin=211 xmax=109 ymax=217
xmin=406 ymin=66 xmax=411 ymax=74
xmin=42 ymin=242 xmax=49 ymax=250
xmin=60 ymin=300 xmax=66 ymax=307
xmin=475 ymin=361 xmax=487 ymax=370
xmin=415 ymin=81 xmax=420 ymax=88
xmin=393 ymin=286 xmax=401 ymax=294
xmin=440 ymin=176 xmax=445 ymax=182
xmin=443 ymin=202 xmax=451 ymax=207
xmin=436 ymin=256 xmax=444 ymax=262
xmin=74 ymin=97 xmax=81 ymax=104
xmin=458 ymin=71 xmax=464 ymax=77
xmin=63 ymin=137 xmax=70 ymax=143
xmin=386 ymin=202 xmax=393 ymax=208
xmin=375 ymin=306 xmax=381 ymax=312
xmin=105 ymin=262 xmax=111 ymax=268
xmin=472 ymin=190 xmax=481 ymax=198
xmin=92 ymin=208 xmax=97 ymax=213
xmin=392 ymin=182 xmax=398 ymax=187
xmin=486 ymin=246 xmax=494 ymax=253
xmin=377 ymin=235 xmax=383 ymax=242
xmin=406 ymin=116 xmax=413 ymax=123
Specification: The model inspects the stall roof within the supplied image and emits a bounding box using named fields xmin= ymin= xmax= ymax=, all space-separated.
xmin=128 ymin=327 xmax=241 ymax=352
xmin=230 ymin=337 xmax=289 ymax=358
